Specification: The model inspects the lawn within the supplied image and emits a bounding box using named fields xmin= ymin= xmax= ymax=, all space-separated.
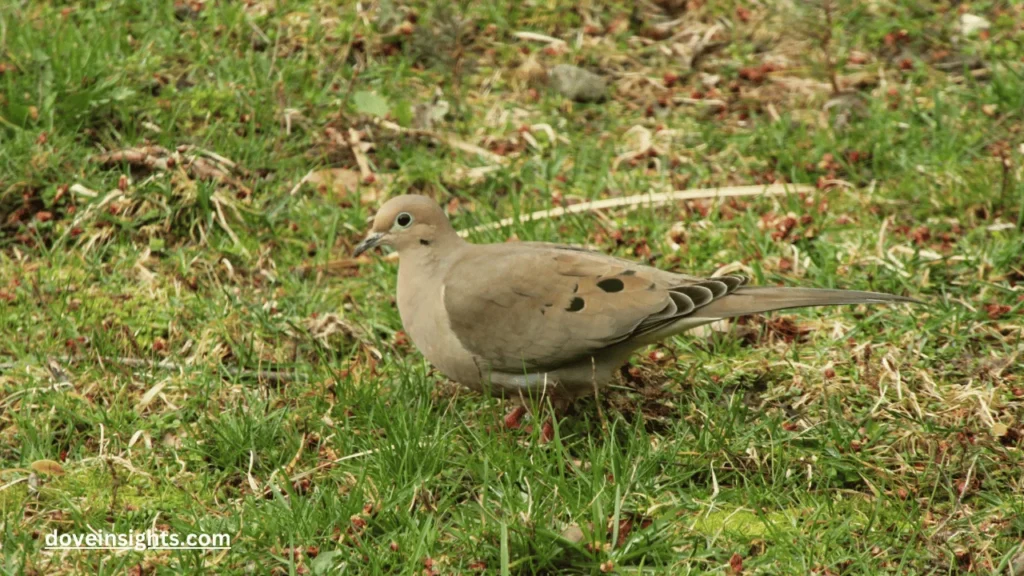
xmin=1 ymin=0 xmax=1023 ymax=574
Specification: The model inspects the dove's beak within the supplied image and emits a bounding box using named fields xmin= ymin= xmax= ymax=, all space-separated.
xmin=353 ymin=232 xmax=385 ymax=258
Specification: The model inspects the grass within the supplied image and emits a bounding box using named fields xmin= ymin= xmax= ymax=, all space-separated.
xmin=1 ymin=0 xmax=1023 ymax=573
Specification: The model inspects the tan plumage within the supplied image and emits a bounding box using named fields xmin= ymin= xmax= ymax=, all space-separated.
xmin=354 ymin=195 xmax=919 ymax=401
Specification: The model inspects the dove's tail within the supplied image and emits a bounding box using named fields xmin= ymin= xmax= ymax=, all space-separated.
xmin=696 ymin=286 xmax=922 ymax=320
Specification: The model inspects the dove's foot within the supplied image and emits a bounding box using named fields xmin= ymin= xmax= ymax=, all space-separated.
xmin=540 ymin=419 xmax=555 ymax=443
xmin=503 ymin=405 xmax=528 ymax=429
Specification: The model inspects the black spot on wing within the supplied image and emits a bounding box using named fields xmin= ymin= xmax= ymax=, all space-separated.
xmin=566 ymin=297 xmax=585 ymax=312
xmin=596 ymin=278 xmax=625 ymax=293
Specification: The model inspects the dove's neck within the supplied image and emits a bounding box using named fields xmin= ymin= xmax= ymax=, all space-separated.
xmin=396 ymin=231 xmax=465 ymax=305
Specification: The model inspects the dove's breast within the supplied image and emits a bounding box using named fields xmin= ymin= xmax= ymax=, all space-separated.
xmin=396 ymin=256 xmax=484 ymax=389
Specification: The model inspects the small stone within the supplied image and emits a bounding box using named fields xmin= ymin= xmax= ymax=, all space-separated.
xmin=559 ymin=524 xmax=585 ymax=544
xmin=959 ymin=14 xmax=990 ymax=37
xmin=549 ymin=64 xmax=607 ymax=102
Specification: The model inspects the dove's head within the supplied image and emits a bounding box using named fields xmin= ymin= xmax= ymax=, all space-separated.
xmin=353 ymin=195 xmax=458 ymax=257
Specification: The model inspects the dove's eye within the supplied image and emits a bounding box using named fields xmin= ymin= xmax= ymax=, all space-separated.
xmin=395 ymin=212 xmax=413 ymax=228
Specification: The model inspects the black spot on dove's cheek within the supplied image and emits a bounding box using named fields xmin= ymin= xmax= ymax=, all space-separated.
xmin=566 ymin=297 xmax=585 ymax=312
xmin=420 ymin=239 xmax=430 ymax=246
xmin=597 ymin=278 xmax=624 ymax=293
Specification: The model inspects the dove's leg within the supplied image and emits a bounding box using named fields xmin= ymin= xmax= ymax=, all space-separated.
xmin=537 ymin=396 xmax=572 ymax=443
xmin=540 ymin=420 xmax=555 ymax=443
xmin=502 ymin=395 xmax=567 ymax=443
xmin=503 ymin=405 xmax=528 ymax=429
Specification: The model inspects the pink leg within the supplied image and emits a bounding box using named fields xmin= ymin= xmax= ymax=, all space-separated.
xmin=503 ymin=405 xmax=528 ymax=429
xmin=540 ymin=419 xmax=555 ymax=444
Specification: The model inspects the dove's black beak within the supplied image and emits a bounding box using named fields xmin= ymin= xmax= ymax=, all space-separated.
xmin=353 ymin=232 xmax=385 ymax=258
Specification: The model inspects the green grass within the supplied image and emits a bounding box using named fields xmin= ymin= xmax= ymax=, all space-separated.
xmin=2 ymin=0 xmax=1023 ymax=574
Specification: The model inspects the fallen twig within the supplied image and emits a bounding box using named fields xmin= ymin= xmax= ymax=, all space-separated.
xmin=512 ymin=31 xmax=567 ymax=46
xmin=458 ymin=184 xmax=813 ymax=237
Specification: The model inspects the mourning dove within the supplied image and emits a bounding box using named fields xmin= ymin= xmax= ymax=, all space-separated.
xmin=355 ymin=195 xmax=918 ymax=406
